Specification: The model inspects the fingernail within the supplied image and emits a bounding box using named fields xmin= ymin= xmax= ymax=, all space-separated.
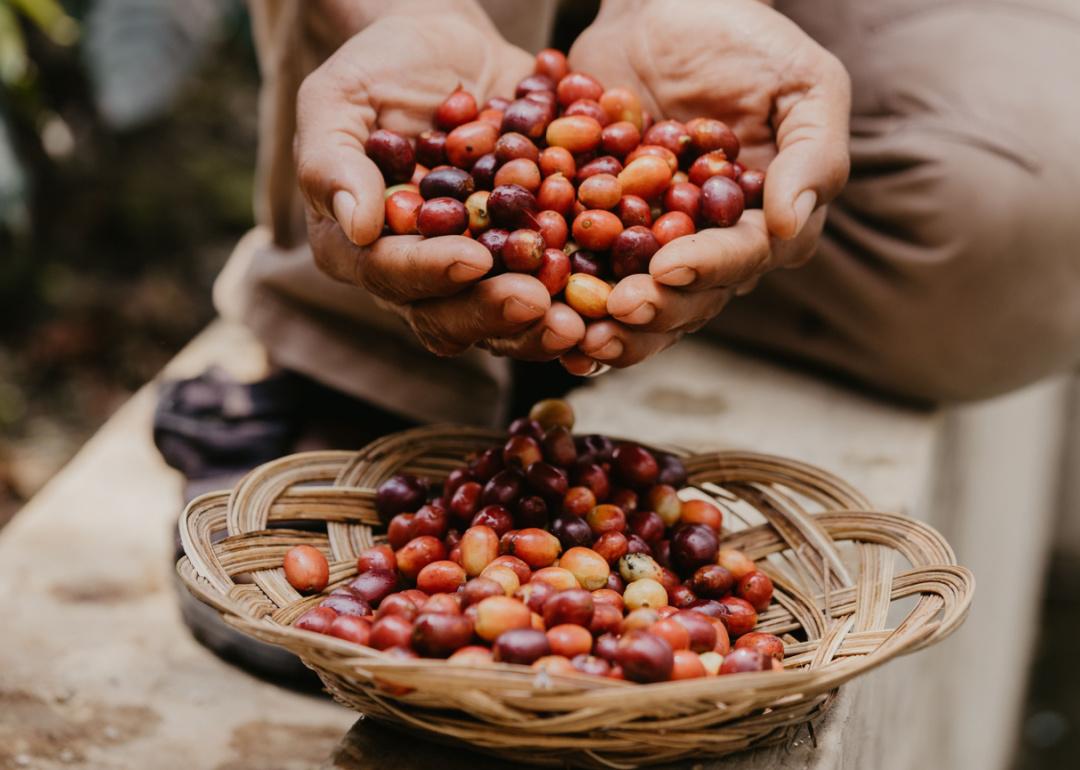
xmin=617 ymin=302 xmax=655 ymax=325
xmin=793 ymin=190 xmax=817 ymax=235
xmin=541 ymin=328 xmax=574 ymax=351
xmin=654 ymin=266 xmax=696 ymax=286
xmin=591 ymin=338 xmax=624 ymax=361
xmin=585 ymin=363 xmax=612 ymax=378
xmin=332 ymin=190 xmax=357 ymax=233
xmin=503 ymin=297 xmax=542 ymax=323
xmin=447 ymin=260 xmax=487 ymax=283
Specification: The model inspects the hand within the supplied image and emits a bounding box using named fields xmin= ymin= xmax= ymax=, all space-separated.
xmin=562 ymin=0 xmax=850 ymax=371
xmin=296 ymin=3 xmax=586 ymax=359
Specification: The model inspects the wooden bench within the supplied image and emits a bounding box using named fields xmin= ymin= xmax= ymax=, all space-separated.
xmin=1 ymin=320 xmax=1073 ymax=769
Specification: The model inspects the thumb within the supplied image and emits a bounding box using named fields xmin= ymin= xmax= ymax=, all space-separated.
xmin=764 ymin=57 xmax=851 ymax=240
xmin=294 ymin=58 xmax=387 ymax=246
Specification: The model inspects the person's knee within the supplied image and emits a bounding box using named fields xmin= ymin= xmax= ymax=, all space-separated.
xmin=857 ymin=137 xmax=1080 ymax=401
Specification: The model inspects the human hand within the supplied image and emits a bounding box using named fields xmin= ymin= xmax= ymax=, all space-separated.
xmin=561 ymin=0 xmax=850 ymax=372
xmin=296 ymin=3 xmax=586 ymax=359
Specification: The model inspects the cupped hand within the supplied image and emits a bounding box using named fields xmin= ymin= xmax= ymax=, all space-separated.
xmin=296 ymin=6 xmax=586 ymax=359
xmin=563 ymin=0 xmax=850 ymax=370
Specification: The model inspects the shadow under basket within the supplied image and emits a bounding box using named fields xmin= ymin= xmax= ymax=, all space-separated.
xmin=177 ymin=424 xmax=974 ymax=769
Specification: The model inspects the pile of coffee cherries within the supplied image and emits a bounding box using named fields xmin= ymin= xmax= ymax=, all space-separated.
xmin=371 ymin=48 xmax=765 ymax=320
xmin=285 ymin=399 xmax=785 ymax=684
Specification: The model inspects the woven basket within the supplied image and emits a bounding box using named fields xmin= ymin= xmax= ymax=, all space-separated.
xmin=177 ymin=424 xmax=973 ymax=769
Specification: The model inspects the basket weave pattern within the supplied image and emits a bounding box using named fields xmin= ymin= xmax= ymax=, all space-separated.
xmin=177 ymin=425 xmax=973 ymax=768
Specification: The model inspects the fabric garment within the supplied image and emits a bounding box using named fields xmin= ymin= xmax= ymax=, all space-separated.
xmin=215 ymin=0 xmax=1080 ymax=426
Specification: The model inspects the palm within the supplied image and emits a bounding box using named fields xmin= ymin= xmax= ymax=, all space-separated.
xmin=568 ymin=0 xmax=825 ymax=171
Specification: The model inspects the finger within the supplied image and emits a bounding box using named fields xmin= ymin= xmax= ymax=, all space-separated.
xmin=560 ymin=350 xmax=603 ymax=377
xmin=306 ymin=214 xmax=493 ymax=299
xmin=407 ymin=273 xmax=551 ymax=356
xmin=765 ymin=51 xmax=851 ymax=240
xmin=648 ymin=211 xmax=772 ymax=290
xmin=607 ymin=274 xmax=733 ymax=333
xmin=484 ymin=302 xmax=587 ymax=361
xmin=579 ymin=320 xmax=680 ymax=369
xmin=295 ymin=56 xmax=385 ymax=246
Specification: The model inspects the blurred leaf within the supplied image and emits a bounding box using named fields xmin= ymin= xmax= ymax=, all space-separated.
xmin=0 ymin=103 xmax=30 ymax=233
xmin=0 ymin=4 xmax=30 ymax=85
xmin=84 ymin=0 xmax=237 ymax=129
xmin=9 ymin=0 xmax=79 ymax=45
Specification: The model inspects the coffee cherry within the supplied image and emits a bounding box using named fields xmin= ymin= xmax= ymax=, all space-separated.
xmin=461 ymin=576 xmax=505 ymax=607
xmin=624 ymin=578 xmax=668 ymax=611
xmin=435 ymin=87 xmax=478 ymax=131
xmin=540 ymin=424 xmax=577 ymax=466
xmin=656 ymin=454 xmax=688 ymax=487
xmin=572 ymin=210 xmax=623 ymax=250
xmin=700 ymin=175 xmax=745 ymax=228
xmin=327 ymin=615 xmax=372 ymax=645
xmin=737 ymin=570 xmax=774 ymax=611
xmin=449 ymin=481 xmax=482 ymax=521
xmin=465 ymin=190 xmax=491 ymax=233
xmin=688 ymin=151 xmax=737 ymax=187
xmin=564 ymin=273 xmax=612 ymax=319
xmin=565 ymin=98 xmax=609 ymax=126
xmin=321 ymin=592 xmax=372 ymax=617
xmin=691 ymin=564 xmax=735 ymax=598
xmin=539 ymin=146 xmax=576 ymax=178
xmin=396 ymin=536 xmax=447 ymax=581
xmin=546 ymin=623 xmax=593 ymax=657
xmin=493 ymin=628 xmax=550 ymax=664
xmin=618 ymin=553 xmax=663 ymax=583
xmin=514 ymin=495 xmax=550 ymax=529
xmin=652 ymin=211 xmax=696 ymax=245
xmin=295 ymin=606 xmax=337 ymax=634
xmin=629 ymin=510 xmax=665 ymax=544
xmin=365 ymin=129 xmax=416 ymax=184
xmin=618 ymin=155 xmax=672 ymax=199
xmin=535 ymin=48 xmax=569 ymax=82
xmin=559 ymin=546 xmax=611 ymax=590
xmin=283 ymin=545 xmax=329 ymax=593
xmin=489 ymin=554 xmax=531 ymax=584
xmin=646 ymin=484 xmax=683 ymax=527
xmin=422 ymin=593 xmax=462 ymax=615
xmin=571 ymin=654 xmax=612 ymax=677
xmin=509 ymin=416 xmax=545 ymax=440
xmin=506 ymin=528 xmax=562 ymax=568
xmin=551 ymin=515 xmax=592 ymax=550
xmin=543 ymin=588 xmax=594 ymax=628
xmin=610 ymin=226 xmax=660 ymax=279
xmin=556 ymin=72 xmax=604 ymax=107
xmin=501 ymin=229 xmax=545 ymax=272
xmin=376 ymin=593 xmax=419 ymax=621
xmin=616 ymin=195 xmax=653 ymax=228
xmin=375 ymin=474 xmax=428 ymax=523
xmin=598 ymin=87 xmax=643 ymax=128
xmin=416 ymin=560 xmax=466 ymax=594
xmin=578 ymin=173 xmax=622 ymax=210
xmin=480 ymin=563 xmax=521 ymax=596
xmin=412 ymin=612 xmax=474 ymax=657
xmin=347 ymin=569 xmax=399 ymax=606
xmin=384 ymin=189 xmax=424 ymax=235
xmin=446 ymin=121 xmax=499 ymax=168
xmin=601 ymin=121 xmax=642 ymax=158
xmin=613 ymin=444 xmax=659 ymax=488
xmin=501 ymin=98 xmax=554 ymax=140
xmin=615 ymin=630 xmax=674 ymax=683
xmin=536 ymin=212 xmax=569 ymax=250
xmin=739 ymin=168 xmax=765 ymax=208
xmin=495 ymin=158 xmax=542 ymax=192
xmin=487 ymin=184 xmax=539 ymax=230
xmin=369 ymin=614 xmax=414 ymax=650
xmin=460 ymin=525 xmax=499 ymax=577
xmin=570 ymin=250 xmax=605 ymax=279
xmin=448 ymin=646 xmax=493 ymax=666
xmin=546 ymin=116 xmax=603 ymax=154
xmin=562 ymin=486 xmax=596 ymax=517
xmin=419 ymin=166 xmax=475 ymax=201
xmin=592 ymin=531 xmax=629 ymax=565
xmin=664 ymin=182 xmax=703 ymax=222
xmin=680 ymin=498 xmax=723 ymax=531
xmin=625 ymin=144 xmax=678 ymax=174
xmin=716 ymin=596 xmax=758 ymax=638
xmin=417 ymin=197 xmax=468 ymax=237
xmin=720 ymin=647 xmax=771 ymax=674
xmin=685 ymin=116 xmax=739 ymax=160
xmin=574 ymin=157 xmax=620 ymax=186
xmin=471 ymin=153 xmax=499 ymax=190
xmin=586 ymin=504 xmax=626 ymax=536
xmin=415 ymin=129 xmax=448 ymax=168
xmin=717 ymin=548 xmax=756 ymax=580
xmin=516 ymin=73 xmax=557 ymax=98
xmin=526 ymin=461 xmax=569 ymax=501
xmin=671 ymin=610 xmax=718 ymax=653
xmin=641 ymin=119 xmax=690 ymax=158
xmin=670 ymin=649 xmax=707 ymax=680
xmin=471 ymin=504 xmax=513 ymax=537
xmin=537 ymin=174 xmax=576 ymax=215
xmin=735 ymin=631 xmax=785 ymax=660
xmin=475 ymin=596 xmax=532 ymax=641
xmin=477 ymin=108 xmax=504 ymax=129
xmin=670 ymin=523 xmax=719 ymax=575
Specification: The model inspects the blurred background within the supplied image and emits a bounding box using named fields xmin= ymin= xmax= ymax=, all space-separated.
xmin=0 ymin=2 xmax=1075 ymax=768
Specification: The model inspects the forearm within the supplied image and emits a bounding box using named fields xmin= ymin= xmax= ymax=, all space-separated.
xmin=309 ymin=0 xmax=495 ymax=38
